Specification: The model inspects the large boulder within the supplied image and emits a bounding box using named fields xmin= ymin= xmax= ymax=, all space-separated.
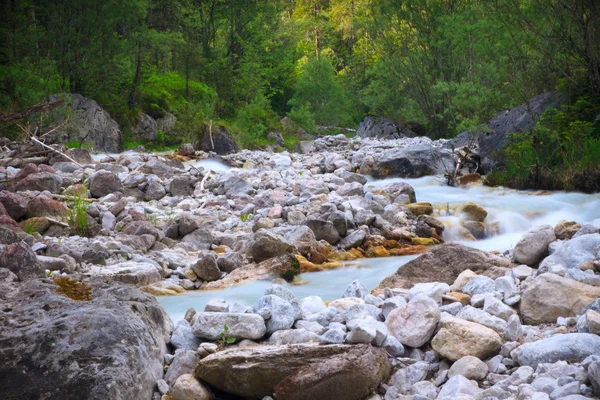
xmin=385 ymin=293 xmax=440 ymax=347
xmin=194 ymin=344 xmax=390 ymax=400
xmin=45 ymin=94 xmax=122 ymax=153
xmin=513 ymin=224 xmax=556 ymax=265
xmin=355 ymin=116 xmax=416 ymax=139
xmin=194 ymin=123 xmax=238 ymax=155
xmin=539 ymin=233 xmax=600 ymax=270
xmin=478 ymin=91 xmax=562 ymax=161
xmin=89 ymin=170 xmax=123 ymax=198
xmin=515 ymin=333 xmax=600 ymax=369
xmin=374 ymin=243 xmax=512 ymax=295
xmin=132 ymin=113 xmax=158 ymax=141
xmin=0 ymin=279 xmax=172 ymax=400
xmin=431 ymin=314 xmax=502 ymax=361
xmin=370 ymin=144 xmax=455 ymax=178
xmin=0 ymin=242 xmax=44 ymax=281
xmin=520 ymin=273 xmax=600 ymax=324
xmin=15 ymin=172 xmax=62 ymax=194
xmin=0 ymin=191 xmax=28 ymax=220
xmin=248 ymin=230 xmax=294 ymax=262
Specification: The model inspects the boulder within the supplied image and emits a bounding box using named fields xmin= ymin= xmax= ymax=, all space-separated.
xmin=253 ymin=295 xmax=297 ymax=333
xmin=513 ymin=224 xmax=555 ymax=265
xmin=88 ymin=261 xmax=162 ymax=286
xmin=191 ymin=312 xmax=266 ymax=340
xmin=26 ymin=196 xmax=69 ymax=218
xmin=132 ymin=113 xmax=157 ymax=141
xmin=89 ymin=170 xmax=123 ymax=198
xmin=0 ymin=279 xmax=171 ymax=400
xmin=192 ymin=253 xmax=221 ymax=282
xmin=170 ymin=374 xmax=213 ymax=400
xmin=249 ymin=230 xmax=294 ymax=262
xmin=45 ymin=94 xmax=122 ymax=153
xmin=157 ymin=113 xmax=177 ymax=133
xmin=374 ymin=243 xmax=512 ymax=295
xmin=0 ymin=242 xmax=44 ymax=281
xmin=15 ymin=172 xmax=62 ymax=193
xmin=370 ymin=144 xmax=454 ymax=178
xmin=448 ymin=356 xmax=489 ymax=380
xmin=170 ymin=176 xmax=193 ymax=197
xmin=555 ymin=220 xmax=581 ymax=240
xmin=0 ymin=191 xmax=28 ymax=220
xmin=539 ymin=233 xmax=600 ymax=270
xmin=195 ymin=344 xmax=390 ymax=400
xmin=437 ymin=375 xmax=482 ymax=399
xmin=515 ymin=333 xmax=600 ymax=369
xmin=385 ymin=293 xmax=440 ymax=347
xmin=455 ymin=202 xmax=487 ymax=222
xmin=431 ymin=314 xmax=502 ymax=361
xmin=194 ymin=123 xmax=238 ymax=155
xmin=305 ymin=219 xmax=340 ymax=245
xmin=520 ymin=273 xmax=600 ymax=324
xmin=355 ymin=116 xmax=417 ymax=139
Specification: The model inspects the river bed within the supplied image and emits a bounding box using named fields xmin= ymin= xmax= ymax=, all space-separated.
xmin=158 ymin=172 xmax=600 ymax=322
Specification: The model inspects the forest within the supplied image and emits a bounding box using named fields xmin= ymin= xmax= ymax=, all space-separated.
xmin=1 ymin=0 xmax=599 ymax=188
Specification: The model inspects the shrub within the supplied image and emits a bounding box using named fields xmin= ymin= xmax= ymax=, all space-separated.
xmin=67 ymin=192 xmax=90 ymax=236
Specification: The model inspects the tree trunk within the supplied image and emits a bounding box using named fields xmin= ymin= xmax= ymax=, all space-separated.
xmin=128 ymin=42 xmax=143 ymax=109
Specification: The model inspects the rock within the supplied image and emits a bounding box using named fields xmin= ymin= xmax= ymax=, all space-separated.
xmin=0 ymin=227 xmax=18 ymax=244
xmin=370 ymin=144 xmax=454 ymax=178
xmin=343 ymin=280 xmax=368 ymax=299
xmin=515 ymin=333 xmax=600 ymax=369
xmin=195 ymin=344 xmax=390 ymax=400
xmin=192 ymin=253 xmax=221 ymax=282
xmin=320 ymin=328 xmax=346 ymax=344
xmin=437 ymin=375 xmax=482 ymax=399
xmin=450 ymin=269 xmax=477 ymax=292
xmin=157 ymin=113 xmax=177 ymax=134
xmin=144 ymin=180 xmax=166 ymax=201
xmin=217 ymin=252 xmax=246 ymax=273
xmin=26 ymin=196 xmax=68 ymax=218
xmin=406 ymin=202 xmax=433 ymax=216
xmin=46 ymin=94 xmax=122 ymax=152
xmin=165 ymin=350 xmax=201 ymax=386
xmin=133 ymin=113 xmax=158 ymax=141
xmin=15 ymin=172 xmax=63 ymax=193
xmin=0 ymin=191 xmax=28 ymax=220
xmin=89 ymin=261 xmax=162 ymax=286
xmin=0 ymin=279 xmax=171 ymax=400
xmin=340 ymin=229 xmax=366 ymax=250
xmin=170 ymin=320 xmax=201 ymax=351
xmin=457 ymin=306 xmax=507 ymax=333
xmin=299 ymin=296 xmax=327 ymax=315
xmin=431 ymin=314 xmax=502 ymax=361
xmin=170 ymin=176 xmax=193 ymax=197
xmin=586 ymin=310 xmax=600 ymax=334
xmin=375 ymin=243 xmax=512 ymax=294
xmin=385 ymin=293 xmax=440 ymax=347
xmin=454 ymin=203 xmax=487 ymax=224
xmin=249 ymin=230 xmax=294 ymax=262
xmin=305 ymin=219 xmax=340 ymax=245
xmin=513 ymin=224 xmax=556 ymax=265
xmin=555 ymin=220 xmax=582 ymax=240
xmin=282 ymin=225 xmax=317 ymax=256
xmin=346 ymin=323 xmax=376 ymax=344
xmin=462 ymin=275 xmax=495 ymax=296
xmin=89 ymin=170 xmax=123 ymax=198
xmin=484 ymin=296 xmax=515 ymax=321
xmin=589 ymin=361 xmax=600 ymax=395
xmin=268 ymin=329 xmax=321 ymax=345
xmin=253 ymin=295 xmax=297 ymax=334
xmin=408 ymin=282 xmax=450 ymax=304
xmin=540 ymin=234 xmax=600 ymax=270
xmin=0 ymin=241 xmax=44 ymax=281
xmin=170 ymin=374 xmax=213 ymax=400
xmin=520 ymin=273 xmax=600 ymax=324
xmin=448 ymin=356 xmax=489 ymax=380
xmin=191 ymin=312 xmax=266 ymax=340
xmin=194 ymin=123 xmax=238 ymax=155
xmin=181 ymin=229 xmax=215 ymax=250
xmin=355 ymin=116 xmax=416 ymax=139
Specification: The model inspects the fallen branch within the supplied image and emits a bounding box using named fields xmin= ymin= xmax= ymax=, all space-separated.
xmin=14 ymin=122 xmax=83 ymax=167
xmin=209 ymin=119 xmax=214 ymax=150
xmin=200 ymin=171 xmax=212 ymax=191
xmin=46 ymin=217 xmax=70 ymax=228
xmin=0 ymin=100 xmax=65 ymax=124
xmin=52 ymin=194 xmax=97 ymax=203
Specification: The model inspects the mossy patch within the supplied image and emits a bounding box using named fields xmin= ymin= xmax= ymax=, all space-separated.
xmin=54 ymin=277 xmax=92 ymax=301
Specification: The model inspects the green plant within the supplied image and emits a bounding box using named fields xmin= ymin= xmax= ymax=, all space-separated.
xmin=67 ymin=191 xmax=90 ymax=236
xmin=217 ymin=324 xmax=236 ymax=349
xmin=240 ymin=213 xmax=250 ymax=222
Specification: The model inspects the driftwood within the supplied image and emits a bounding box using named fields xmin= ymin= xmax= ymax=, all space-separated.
xmin=0 ymin=100 xmax=65 ymax=124
xmin=52 ymin=194 xmax=97 ymax=203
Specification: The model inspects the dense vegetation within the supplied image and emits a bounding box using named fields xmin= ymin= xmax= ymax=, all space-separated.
xmin=1 ymin=0 xmax=599 ymax=189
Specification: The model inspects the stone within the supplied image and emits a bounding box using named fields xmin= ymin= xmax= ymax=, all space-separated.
xmin=431 ymin=314 xmax=502 ymax=361
xmin=299 ymin=296 xmax=327 ymax=315
xmin=512 ymin=264 xmax=534 ymax=280
xmin=513 ymin=225 xmax=556 ymax=265
xmin=194 ymin=123 xmax=238 ymax=155
xmin=371 ymin=144 xmax=454 ymax=178
xmin=343 ymin=279 xmax=368 ymax=299
xmin=253 ymin=295 xmax=297 ymax=333
xmin=89 ymin=261 xmax=162 ymax=286
xmin=346 ymin=324 xmax=377 ymax=344
xmin=374 ymin=243 xmax=512 ymax=295
xmin=192 ymin=312 xmax=266 ymax=340
xmin=456 ymin=202 xmax=488 ymax=222
xmin=170 ymin=374 xmax=212 ymax=400
xmin=217 ymin=251 xmax=246 ymax=273
xmin=484 ymin=295 xmax=516 ymax=321
xmin=437 ymin=375 xmax=482 ymax=399
xmin=328 ymin=297 xmax=365 ymax=312
xmin=355 ymin=116 xmax=417 ymax=139
xmin=282 ymin=225 xmax=317 ymax=256
xmin=26 ymin=196 xmax=68 ymax=218
xmin=515 ymin=333 xmax=600 ymax=369
xmin=408 ymin=282 xmax=450 ymax=304
xmin=457 ymin=306 xmax=507 ymax=333
xmin=520 ymin=273 xmax=600 ymax=324
xmin=407 ymin=202 xmax=433 ymax=216
xmin=144 ymin=181 xmax=166 ymax=201
xmin=89 ymin=170 xmax=123 ymax=198
xmin=0 ymin=191 xmax=28 ymax=220
xmin=170 ymin=176 xmax=193 ymax=197
xmin=170 ymin=320 xmax=201 ymax=351
xmin=555 ymin=220 xmax=582 ymax=240
xmin=503 ymin=314 xmax=523 ymax=341
xmin=382 ymin=296 xmax=407 ymax=319
xmin=0 ymin=279 xmax=171 ymax=400
xmin=132 ymin=113 xmax=158 ymax=141
xmin=205 ymin=299 xmax=229 ymax=313
xmin=192 ymin=253 xmax=221 ymax=282
xmin=540 ymin=234 xmax=600 ymax=270
xmin=385 ymin=293 xmax=440 ymax=347
xmin=15 ymin=172 xmax=63 ymax=193
xmin=448 ymin=356 xmax=489 ymax=380
xmin=451 ymin=269 xmax=477 ymax=292
xmin=339 ymin=229 xmax=366 ymax=250
xmin=462 ymin=275 xmax=495 ymax=296
xmin=305 ymin=219 xmax=340 ymax=244
xmin=267 ymin=329 xmax=321 ymax=345
xmin=165 ymin=350 xmax=200 ymax=386
xmin=249 ymin=230 xmax=294 ymax=262
xmin=0 ymin=241 xmax=44 ymax=281
xmin=195 ymin=344 xmax=390 ymax=400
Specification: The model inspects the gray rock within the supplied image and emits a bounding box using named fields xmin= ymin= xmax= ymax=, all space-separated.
xmin=588 ymin=360 xmax=600 ymax=395
xmin=343 ymin=279 xmax=368 ymax=299
xmin=282 ymin=225 xmax=317 ymax=256
xmin=515 ymin=333 xmax=600 ymax=369
xmin=0 ymin=279 xmax=171 ymax=400
xmin=503 ymin=314 xmax=523 ymax=342
xmin=192 ymin=312 xmax=266 ymax=340
xmin=295 ymin=320 xmax=327 ymax=335
xmin=346 ymin=323 xmax=376 ymax=344
xmin=102 ymin=212 xmax=116 ymax=230
xmin=170 ymin=176 xmax=193 ymax=197
xmin=540 ymin=234 xmax=600 ymax=270
xmin=191 ymin=253 xmax=221 ymax=282
xmin=253 ymin=295 xmax=297 ymax=334
xmin=0 ymin=242 xmax=44 ymax=281
xmin=457 ymin=306 xmax=507 ymax=333
xmin=462 ymin=275 xmax=495 ymax=296
xmin=371 ymin=144 xmax=454 ymax=178
xmin=382 ymin=336 xmax=404 ymax=357
xmin=382 ymin=296 xmax=407 ymax=319
xmin=217 ymin=251 xmax=246 ymax=273
xmin=437 ymin=375 xmax=482 ymax=399
xmin=267 ymin=329 xmax=321 ymax=345
xmin=513 ymin=264 xmax=534 ymax=280
xmin=320 ymin=327 xmax=346 ymax=344
xmin=339 ymin=229 xmax=366 ymax=250
xmin=483 ymin=295 xmax=515 ymax=321
xmin=513 ymin=224 xmax=556 ymax=265
xmin=448 ymin=356 xmax=488 ymax=380
xmin=170 ymin=374 xmax=212 ymax=400
xmin=299 ymin=296 xmax=327 ymax=315
xmin=408 ymin=282 xmax=450 ymax=304
xmin=204 ymin=299 xmax=229 ymax=313
xmin=249 ymin=230 xmax=294 ymax=262
xmin=305 ymin=219 xmax=340 ymax=244
xmin=170 ymin=320 xmax=201 ymax=351
xmin=386 ymin=293 xmax=440 ymax=347
xmin=165 ymin=349 xmax=200 ymax=386
xmin=133 ymin=113 xmax=158 ymax=141
xmin=89 ymin=170 xmax=123 ymax=198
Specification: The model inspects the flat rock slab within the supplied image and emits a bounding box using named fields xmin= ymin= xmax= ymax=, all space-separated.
xmin=195 ymin=344 xmax=390 ymax=400
xmin=374 ymin=243 xmax=512 ymax=295
xmin=515 ymin=333 xmax=600 ymax=369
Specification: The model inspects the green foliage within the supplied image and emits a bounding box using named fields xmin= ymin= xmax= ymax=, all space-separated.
xmin=217 ymin=324 xmax=236 ymax=349
xmin=240 ymin=214 xmax=250 ymax=222
xmin=488 ymin=95 xmax=600 ymax=192
xmin=287 ymin=103 xmax=317 ymax=135
xmin=67 ymin=192 xmax=90 ymax=237
xmin=231 ymin=92 xmax=280 ymax=149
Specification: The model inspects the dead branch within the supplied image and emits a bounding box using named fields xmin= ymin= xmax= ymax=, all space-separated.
xmin=0 ymin=100 xmax=65 ymax=124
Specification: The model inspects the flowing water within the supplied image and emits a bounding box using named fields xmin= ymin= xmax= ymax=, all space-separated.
xmin=130 ymin=159 xmax=599 ymax=321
